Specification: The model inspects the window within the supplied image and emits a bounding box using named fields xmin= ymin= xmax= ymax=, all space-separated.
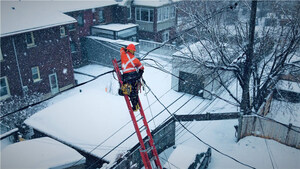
xmin=77 ymin=12 xmax=84 ymax=26
xmin=99 ymin=10 xmax=105 ymax=23
xmin=170 ymin=6 xmax=175 ymax=18
xmin=127 ymin=7 xmax=131 ymax=19
xmin=25 ymin=32 xmax=35 ymax=47
xmin=67 ymin=24 xmax=75 ymax=31
xmin=0 ymin=48 xmax=3 ymax=61
xmin=136 ymin=8 xmax=141 ymax=20
xmin=158 ymin=8 xmax=162 ymax=21
xmin=136 ymin=7 xmax=153 ymax=22
xmin=60 ymin=26 xmax=66 ymax=37
xmin=158 ymin=5 xmax=175 ymax=22
xmin=70 ymin=41 xmax=76 ymax=53
xmin=31 ymin=66 xmax=41 ymax=82
xmin=0 ymin=76 xmax=10 ymax=100
xmin=162 ymin=31 xmax=169 ymax=42
xmin=164 ymin=7 xmax=169 ymax=20
xmin=141 ymin=8 xmax=149 ymax=21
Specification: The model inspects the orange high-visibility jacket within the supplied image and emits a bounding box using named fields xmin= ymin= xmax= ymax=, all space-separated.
xmin=120 ymin=48 xmax=144 ymax=74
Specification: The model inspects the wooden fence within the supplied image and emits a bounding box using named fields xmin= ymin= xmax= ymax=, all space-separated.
xmin=237 ymin=115 xmax=300 ymax=149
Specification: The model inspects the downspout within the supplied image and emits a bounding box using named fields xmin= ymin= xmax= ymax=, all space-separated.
xmin=12 ymin=37 xmax=25 ymax=96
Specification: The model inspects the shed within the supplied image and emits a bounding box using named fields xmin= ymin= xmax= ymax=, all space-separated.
xmin=1 ymin=137 xmax=85 ymax=169
xmin=274 ymin=80 xmax=300 ymax=103
xmin=91 ymin=23 xmax=138 ymax=42
xmin=82 ymin=36 xmax=139 ymax=67
xmin=171 ymin=41 xmax=232 ymax=99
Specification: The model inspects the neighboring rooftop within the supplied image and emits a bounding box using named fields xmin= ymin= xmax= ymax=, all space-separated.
xmin=1 ymin=137 xmax=85 ymax=169
xmin=277 ymin=80 xmax=300 ymax=93
xmin=1 ymin=0 xmax=118 ymax=37
xmin=118 ymin=0 xmax=179 ymax=7
xmin=93 ymin=23 xmax=138 ymax=32
xmin=88 ymin=36 xmax=139 ymax=46
xmin=1 ymin=1 xmax=76 ymax=37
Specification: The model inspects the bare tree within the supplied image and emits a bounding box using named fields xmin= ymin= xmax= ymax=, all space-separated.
xmin=175 ymin=0 xmax=300 ymax=114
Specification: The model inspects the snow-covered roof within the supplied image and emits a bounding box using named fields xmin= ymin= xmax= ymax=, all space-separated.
xmin=88 ymin=36 xmax=139 ymax=46
xmin=23 ymin=59 xmax=300 ymax=168
xmin=1 ymin=0 xmax=118 ymax=37
xmin=1 ymin=137 xmax=85 ymax=169
xmin=1 ymin=1 xmax=76 ymax=37
xmin=41 ymin=0 xmax=118 ymax=13
xmin=277 ymin=80 xmax=300 ymax=93
xmin=93 ymin=23 xmax=138 ymax=32
xmin=173 ymin=41 xmax=218 ymax=62
xmin=119 ymin=0 xmax=180 ymax=7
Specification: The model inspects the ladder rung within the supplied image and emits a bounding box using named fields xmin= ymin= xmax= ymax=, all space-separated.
xmin=140 ymin=146 xmax=153 ymax=153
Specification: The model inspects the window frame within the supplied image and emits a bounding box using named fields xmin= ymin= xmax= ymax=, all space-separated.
xmin=135 ymin=7 xmax=153 ymax=23
xmin=127 ymin=7 xmax=131 ymax=19
xmin=99 ymin=9 xmax=105 ymax=23
xmin=0 ymin=76 xmax=11 ymax=100
xmin=31 ymin=66 xmax=41 ymax=83
xmin=25 ymin=32 xmax=35 ymax=47
xmin=158 ymin=5 xmax=175 ymax=23
xmin=162 ymin=31 xmax=170 ymax=42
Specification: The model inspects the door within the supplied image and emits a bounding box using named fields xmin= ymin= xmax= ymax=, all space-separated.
xmin=49 ymin=73 xmax=59 ymax=94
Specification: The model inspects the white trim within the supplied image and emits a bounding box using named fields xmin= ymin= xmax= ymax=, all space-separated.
xmin=26 ymin=32 xmax=35 ymax=47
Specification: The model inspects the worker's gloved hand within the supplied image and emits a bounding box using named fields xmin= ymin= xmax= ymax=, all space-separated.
xmin=138 ymin=69 xmax=144 ymax=78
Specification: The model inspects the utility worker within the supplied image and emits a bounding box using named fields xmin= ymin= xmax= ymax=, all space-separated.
xmin=120 ymin=43 xmax=144 ymax=111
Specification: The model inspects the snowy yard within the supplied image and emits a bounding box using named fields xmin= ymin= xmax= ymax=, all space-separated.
xmin=17 ymin=54 xmax=300 ymax=168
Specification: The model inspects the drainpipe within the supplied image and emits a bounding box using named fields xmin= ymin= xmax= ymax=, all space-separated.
xmin=12 ymin=37 xmax=25 ymax=96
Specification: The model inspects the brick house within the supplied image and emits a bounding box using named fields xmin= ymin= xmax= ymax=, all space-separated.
xmin=0 ymin=1 xmax=77 ymax=105
xmin=117 ymin=0 xmax=179 ymax=43
xmin=58 ymin=1 xmax=118 ymax=66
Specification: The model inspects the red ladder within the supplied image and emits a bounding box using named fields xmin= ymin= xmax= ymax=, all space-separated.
xmin=112 ymin=59 xmax=162 ymax=169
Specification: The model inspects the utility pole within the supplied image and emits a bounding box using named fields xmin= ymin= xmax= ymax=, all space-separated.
xmin=241 ymin=0 xmax=257 ymax=114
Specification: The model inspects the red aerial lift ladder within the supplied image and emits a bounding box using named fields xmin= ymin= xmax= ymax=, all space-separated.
xmin=112 ymin=59 xmax=162 ymax=169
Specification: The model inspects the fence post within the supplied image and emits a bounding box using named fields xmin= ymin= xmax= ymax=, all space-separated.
xmin=237 ymin=114 xmax=243 ymax=142
xmin=285 ymin=123 xmax=293 ymax=144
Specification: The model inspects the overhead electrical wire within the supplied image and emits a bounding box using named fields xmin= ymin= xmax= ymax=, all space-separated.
xmin=144 ymin=83 xmax=256 ymax=169
xmin=0 ymin=70 xmax=114 ymax=119
xmin=4 ymin=2 xmax=290 ymax=169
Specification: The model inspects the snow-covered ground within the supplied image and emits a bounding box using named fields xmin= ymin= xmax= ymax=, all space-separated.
xmin=15 ymin=53 xmax=300 ymax=168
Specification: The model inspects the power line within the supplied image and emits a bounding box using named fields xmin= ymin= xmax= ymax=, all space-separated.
xmin=141 ymin=2 xmax=239 ymax=60
xmin=70 ymin=89 xmax=187 ymax=168
xmin=0 ymin=70 xmax=114 ymax=119
xmin=145 ymin=83 xmax=256 ymax=169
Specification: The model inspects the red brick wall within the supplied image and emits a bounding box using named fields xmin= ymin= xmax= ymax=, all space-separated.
xmin=1 ymin=25 xmax=75 ymax=99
